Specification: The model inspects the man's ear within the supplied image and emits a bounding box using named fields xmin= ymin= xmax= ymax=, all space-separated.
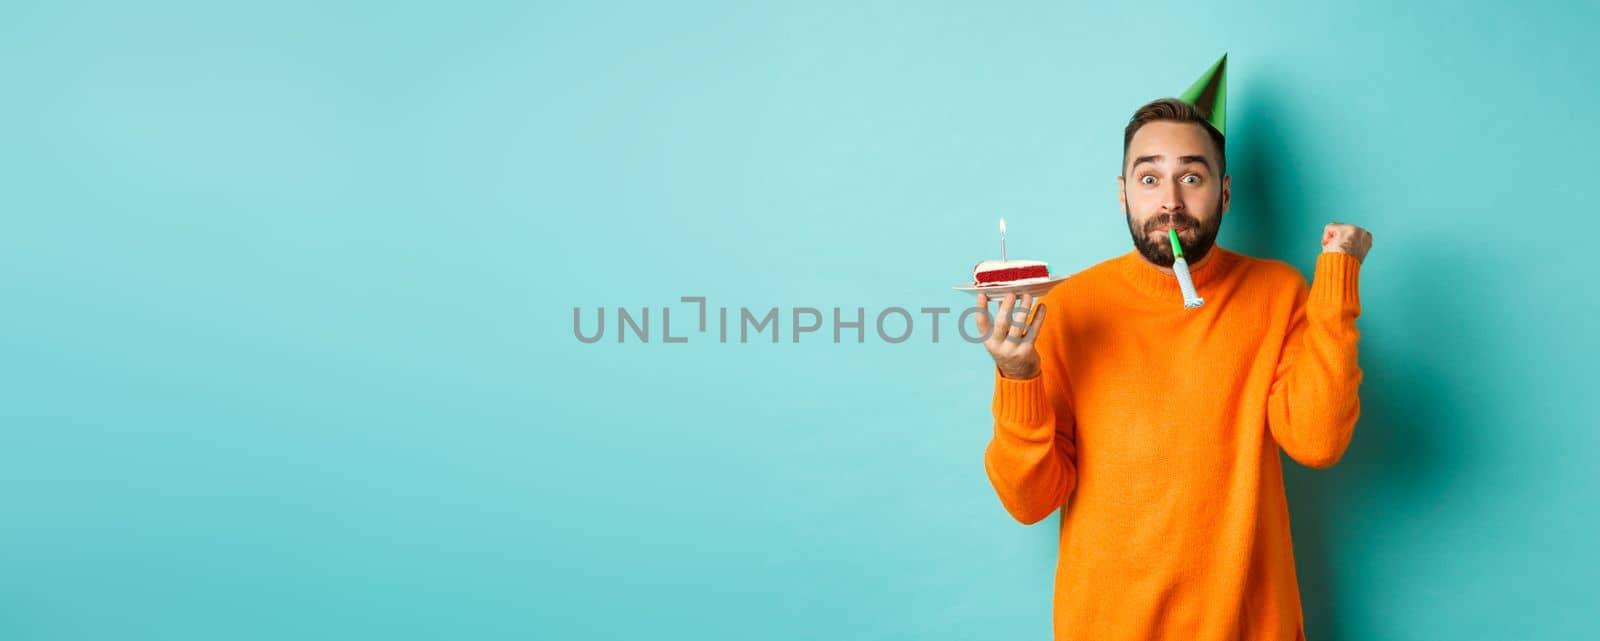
xmin=1220 ymin=174 xmax=1231 ymax=214
xmin=1116 ymin=175 xmax=1127 ymax=214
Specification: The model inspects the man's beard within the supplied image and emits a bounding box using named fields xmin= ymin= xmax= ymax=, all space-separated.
xmin=1123 ymin=192 xmax=1224 ymax=267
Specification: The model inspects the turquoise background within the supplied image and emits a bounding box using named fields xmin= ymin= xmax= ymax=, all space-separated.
xmin=3 ymin=1 xmax=1596 ymax=639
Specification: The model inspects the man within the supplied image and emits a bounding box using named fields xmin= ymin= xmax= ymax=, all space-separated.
xmin=974 ymin=63 xmax=1375 ymax=640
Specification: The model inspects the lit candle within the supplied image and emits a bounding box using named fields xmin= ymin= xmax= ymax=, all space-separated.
xmin=999 ymin=217 xmax=1007 ymax=262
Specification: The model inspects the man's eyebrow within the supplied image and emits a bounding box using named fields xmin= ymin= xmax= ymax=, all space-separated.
xmin=1130 ymin=154 xmax=1213 ymax=172
xmin=1178 ymin=155 xmax=1213 ymax=171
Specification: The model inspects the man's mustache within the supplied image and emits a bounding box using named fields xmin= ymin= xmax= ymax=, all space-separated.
xmin=1145 ymin=214 xmax=1201 ymax=233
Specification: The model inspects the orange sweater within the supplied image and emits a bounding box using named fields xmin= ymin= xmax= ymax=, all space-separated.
xmin=985 ymin=245 xmax=1363 ymax=641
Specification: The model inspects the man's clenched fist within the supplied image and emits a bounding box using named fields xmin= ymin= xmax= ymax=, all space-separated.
xmin=1322 ymin=222 xmax=1373 ymax=263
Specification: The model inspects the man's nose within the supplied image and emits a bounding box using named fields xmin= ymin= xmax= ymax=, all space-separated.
xmin=1160 ymin=180 xmax=1186 ymax=212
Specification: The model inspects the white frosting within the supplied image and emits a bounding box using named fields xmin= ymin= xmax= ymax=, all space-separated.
xmin=973 ymin=259 xmax=1047 ymax=273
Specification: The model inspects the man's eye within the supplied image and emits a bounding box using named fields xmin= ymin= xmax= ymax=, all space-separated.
xmin=1182 ymin=175 xmax=1201 ymax=184
xmin=1140 ymin=175 xmax=1156 ymax=185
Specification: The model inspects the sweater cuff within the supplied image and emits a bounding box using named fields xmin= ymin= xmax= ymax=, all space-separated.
xmin=1309 ymin=251 xmax=1362 ymax=319
xmin=992 ymin=367 xmax=1051 ymax=429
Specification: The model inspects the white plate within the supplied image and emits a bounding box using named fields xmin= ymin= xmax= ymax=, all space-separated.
xmin=952 ymin=274 xmax=1069 ymax=298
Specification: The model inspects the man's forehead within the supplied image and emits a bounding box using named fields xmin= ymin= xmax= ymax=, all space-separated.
xmin=1128 ymin=121 xmax=1213 ymax=154
xmin=1126 ymin=122 xmax=1218 ymax=168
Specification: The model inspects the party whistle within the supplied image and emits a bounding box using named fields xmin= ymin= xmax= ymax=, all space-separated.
xmin=1170 ymin=229 xmax=1205 ymax=309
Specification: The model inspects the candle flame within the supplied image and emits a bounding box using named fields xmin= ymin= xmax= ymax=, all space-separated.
xmin=999 ymin=218 xmax=1007 ymax=235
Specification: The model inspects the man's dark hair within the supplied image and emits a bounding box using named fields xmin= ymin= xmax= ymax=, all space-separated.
xmin=1122 ymin=98 xmax=1226 ymax=177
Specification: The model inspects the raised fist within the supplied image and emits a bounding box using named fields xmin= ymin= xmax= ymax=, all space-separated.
xmin=1321 ymin=222 xmax=1373 ymax=263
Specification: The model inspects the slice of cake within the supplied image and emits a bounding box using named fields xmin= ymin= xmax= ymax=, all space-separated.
xmin=973 ymin=259 xmax=1050 ymax=286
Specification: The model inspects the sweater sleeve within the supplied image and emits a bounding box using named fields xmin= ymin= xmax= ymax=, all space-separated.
xmin=1266 ymin=252 xmax=1365 ymax=469
xmin=983 ymin=307 xmax=1079 ymax=525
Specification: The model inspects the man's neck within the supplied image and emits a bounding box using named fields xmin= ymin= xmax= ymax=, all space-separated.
xmin=1140 ymin=247 xmax=1214 ymax=276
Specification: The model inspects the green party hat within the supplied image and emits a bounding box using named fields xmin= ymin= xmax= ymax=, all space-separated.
xmin=1179 ymin=53 xmax=1227 ymax=136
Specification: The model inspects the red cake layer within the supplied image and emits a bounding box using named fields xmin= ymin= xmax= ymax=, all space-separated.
xmin=975 ymin=265 xmax=1049 ymax=284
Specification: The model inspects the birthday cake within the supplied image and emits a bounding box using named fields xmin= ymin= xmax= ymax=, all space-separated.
xmin=973 ymin=259 xmax=1050 ymax=286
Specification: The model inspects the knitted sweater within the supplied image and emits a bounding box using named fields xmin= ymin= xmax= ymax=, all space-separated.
xmin=984 ymin=245 xmax=1363 ymax=641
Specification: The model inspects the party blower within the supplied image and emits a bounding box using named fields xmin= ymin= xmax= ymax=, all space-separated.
xmin=1169 ymin=229 xmax=1205 ymax=309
